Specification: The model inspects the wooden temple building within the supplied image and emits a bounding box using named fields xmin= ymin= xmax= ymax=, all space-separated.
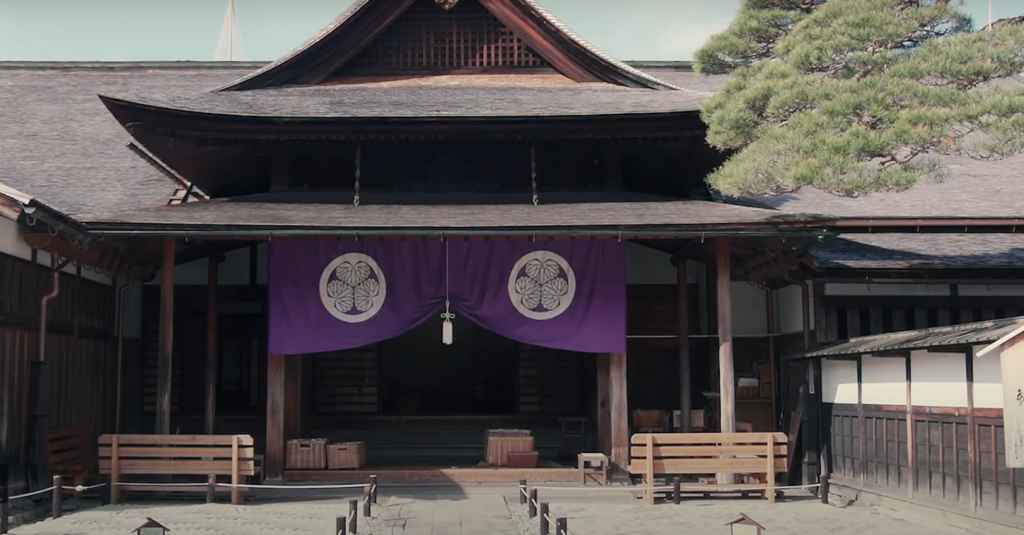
xmin=1 ymin=0 xmax=1023 ymax=528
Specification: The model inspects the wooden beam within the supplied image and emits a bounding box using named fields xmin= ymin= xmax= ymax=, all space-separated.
xmin=285 ymin=356 xmax=303 ymax=442
xmin=266 ymin=354 xmax=286 ymax=482
xmin=677 ymin=261 xmax=692 ymax=433
xmin=801 ymin=282 xmax=812 ymax=351
xmin=906 ymin=355 xmax=915 ymax=500
xmin=596 ymin=354 xmax=611 ymax=456
xmin=204 ymin=257 xmax=219 ymax=435
xmin=155 ymin=238 xmax=175 ymax=435
xmin=717 ymin=239 xmax=735 ymax=485
xmin=609 ymin=353 xmax=628 ymax=477
xmin=966 ymin=348 xmax=977 ymax=513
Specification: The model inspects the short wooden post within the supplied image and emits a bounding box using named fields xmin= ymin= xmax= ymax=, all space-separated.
xmin=110 ymin=436 xmax=121 ymax=505
xmin=673 ymin=477 xmax=681 ymax=504
xmin=519 ymin=480 xmax=527 ymax=504
xmin=207 ymin=475 xmax=216 ymax=504
xmin=556 ymin=517 xmax=568 ymax=535
xmin=230 ymin=435 xmax=241 ymax=505
xmin=766 ymin=434 xmax=776 ymax=504
xmin=51 ymin=475 xmax=62 ymax=519
xmin=362 ymin=485 xmax=371 ymax=517
xmin=369 ymin=475 xmax=377 ymax=504
xmin=539 ymin=502 xmax=549 ymax=535
xmin=336 ymin=516 xmax=346 ymax=535
xmin=820 ymin=474 xmax=830 ymax=505
xmin=644 ymin=434 xmax=655 ymax=504
xmin=528 ymin=489 xmax=538 ymax=518
xmin=1 ymin=464 xmax=8 ymax=535
xmin=349 ymin=499 xmax=358 ymax=534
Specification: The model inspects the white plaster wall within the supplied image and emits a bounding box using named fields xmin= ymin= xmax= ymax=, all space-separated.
xmin=825 ymin=283 xmax=950 ymax=296
xmin=0 ymin=216 xmax=33 ymax=261
xmin=777 ymin=283 xmax=815 ymax=334
xmin=625 ymin=243 xmax=698 ymax=284
xmin=861 ymin=355 xmax=907 ymax=405
xmin=974 ymin=344 xmax=1004 ymax=409
xmin=910 ymin=350 xmax=968 ymax=407
xmin=959 ymin=285 xmax=1024 ymax=296
xmin=822 ymin=358 xmax=859 ymax=404
xmin=155 ymin=246 xmax=255 ymax=286
xmin=120 ymin=281 xmax=143 ymax=340
xmin=732 ymin=281 xmax=768 ymax=336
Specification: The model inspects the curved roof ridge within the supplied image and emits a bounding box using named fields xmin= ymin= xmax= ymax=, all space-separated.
xmin=517 ymin=0 xmax=679 ymax=91
xmin=218 ymin=0 xmax=682 ymax=92
xmin=216 ymin=0 xmax=375 ymax=92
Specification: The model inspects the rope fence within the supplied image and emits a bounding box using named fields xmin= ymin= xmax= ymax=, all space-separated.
xmin=1 ymin=471 xmax=381 ymax=535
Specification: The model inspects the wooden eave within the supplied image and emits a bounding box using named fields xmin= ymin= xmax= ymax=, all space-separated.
xmin=219 ymin=0 xmax=677 ymax=91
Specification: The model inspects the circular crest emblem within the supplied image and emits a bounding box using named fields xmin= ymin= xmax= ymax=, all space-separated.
xmin=508 ymin=251 xmax=576 ymax=320
xmin=319 ymin=253 xmax=387 ymax=323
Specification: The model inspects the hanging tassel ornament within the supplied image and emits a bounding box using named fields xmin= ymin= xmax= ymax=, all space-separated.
xmin=441 ymin=238 xmax=455 ymax=345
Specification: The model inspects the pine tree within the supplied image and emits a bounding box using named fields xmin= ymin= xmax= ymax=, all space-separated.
xmin=694 ymin=0 xmax=1024 ymax=197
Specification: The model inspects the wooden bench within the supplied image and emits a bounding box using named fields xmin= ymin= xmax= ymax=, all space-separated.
xmin=47 ymin=426 xmax=100 ymax=493
xmin=98 ymin=434 xmax=258 ymax=505
xmin=628 ymin=432 xmax=788 ymax=504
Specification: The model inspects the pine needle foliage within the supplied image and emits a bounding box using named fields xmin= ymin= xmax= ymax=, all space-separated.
xmin=694 ymin=0 xmax=1024 ymax=197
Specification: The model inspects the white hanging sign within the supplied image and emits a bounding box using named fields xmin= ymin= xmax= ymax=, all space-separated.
xmin=1000 ymin=341 xmax=1024 ymax=468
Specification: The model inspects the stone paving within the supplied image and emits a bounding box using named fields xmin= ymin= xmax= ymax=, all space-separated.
xmin=7 ymin=483 xmax=1017 ymax=535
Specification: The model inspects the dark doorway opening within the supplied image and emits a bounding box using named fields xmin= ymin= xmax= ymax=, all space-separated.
xmin=379 ymin=314 xmax=518 ymax=415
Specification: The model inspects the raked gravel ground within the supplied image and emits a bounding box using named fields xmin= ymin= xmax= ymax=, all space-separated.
xmin=507 ymin=495 xmax=1004 ymax=535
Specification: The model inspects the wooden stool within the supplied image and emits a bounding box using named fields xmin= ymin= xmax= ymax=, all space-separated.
xmin=578 ymin=452 xmax=609 ymax=485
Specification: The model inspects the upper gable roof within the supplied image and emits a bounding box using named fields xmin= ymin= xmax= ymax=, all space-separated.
xmin=219 ymin=0 xmax=678 ymax=91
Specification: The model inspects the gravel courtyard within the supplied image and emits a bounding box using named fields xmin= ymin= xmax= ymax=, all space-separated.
xmin=6 ymin=485 xmax=1016 ymax=535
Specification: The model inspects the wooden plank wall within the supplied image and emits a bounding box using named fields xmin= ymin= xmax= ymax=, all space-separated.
xmin=313 ymin=347 xmax=380 ymax=414
xmin=0 ymin=254 xmax=116 ymax=481
xmin=518 ymin=345 xmax=584 ymax=414
xmin=829 ymin=404 xmax=1023 ymax=516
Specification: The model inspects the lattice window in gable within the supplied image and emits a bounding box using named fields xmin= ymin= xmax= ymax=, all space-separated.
xmin=339 ymin=0 xmax=551 ymax=74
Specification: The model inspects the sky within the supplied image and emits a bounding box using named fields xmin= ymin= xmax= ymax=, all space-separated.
xmin=0 ymin=0 xmax=1020 ymax=62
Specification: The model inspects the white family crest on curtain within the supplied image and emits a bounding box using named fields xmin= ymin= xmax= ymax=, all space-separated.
xmin=508 ymin=250 xmax=577 ymax=320
xmin=319 ymin=253 xmax=387 ymax=323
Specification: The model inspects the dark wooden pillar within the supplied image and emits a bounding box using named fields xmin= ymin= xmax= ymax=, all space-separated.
xmin=965 ymin=349 xmax=977 ymax=512
xmin=677 ymin=261 xmax=692 ymax=432
xmin=204 ymin=257 xmax=219 ymax=435
xmin=906 ymin=355 xmax=916 ymax=500
xmin=596 ymin=354 xmax=611 ymax=455
xmin=765 ymin=288 xmax=777 ymax=430
xmin=266 ymin=354 xmax=286 ymax=482
xmin=609 ymin=353 xmax=628 ymax=476
xmin=716 ymin=239 xmax=735 ymax=435
xmin=801 ymin=282 xmax=812 ymax=350
xmin=155 ymin=238 xmax=175 ymax=435
xmin=285 ymin=356 xmax=303 ymax=442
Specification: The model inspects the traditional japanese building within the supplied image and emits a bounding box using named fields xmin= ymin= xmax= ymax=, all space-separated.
xmin=0 ymin=1 xmax=1023 ymax=526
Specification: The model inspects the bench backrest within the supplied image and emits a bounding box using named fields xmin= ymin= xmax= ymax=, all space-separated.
xmin=47 ymin=426 xmax=92 ymax=472
xmin=627 ymin=432 xmax=788 ymax=476
xmin=98 ymin=434 xmax=257 ymax=476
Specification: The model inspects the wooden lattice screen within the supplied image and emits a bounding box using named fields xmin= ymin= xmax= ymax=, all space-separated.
xmin=341 ymin=0 xmax=550 ymax=74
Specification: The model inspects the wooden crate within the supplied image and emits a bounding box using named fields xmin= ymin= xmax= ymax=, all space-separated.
xmin=485 ymin=435 xmax=535 ymax=466
xmin=327 ymin=442 xmax=366 ymax=470
xmin=287 ymin=439 xmax=327 ymax=470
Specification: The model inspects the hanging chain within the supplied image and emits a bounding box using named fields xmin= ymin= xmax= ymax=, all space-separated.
xmin=354 ymin=145 xmax=362 ymax=207
xmin=531 ymin=144 xmax=539 ymax=207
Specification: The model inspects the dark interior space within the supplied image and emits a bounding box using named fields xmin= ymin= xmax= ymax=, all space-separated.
xmin=379 ymin=314 xmax=519 ymax=415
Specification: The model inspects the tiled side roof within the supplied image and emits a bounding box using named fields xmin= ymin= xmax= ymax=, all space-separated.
xmin=812 ymin=234 xmax=1024 ymax=270
xmin=0 ymin=68 xmax=248 ymax=217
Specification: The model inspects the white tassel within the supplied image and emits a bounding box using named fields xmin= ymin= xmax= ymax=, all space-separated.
xmin=442 ymin=317 xmax=453 ymax=345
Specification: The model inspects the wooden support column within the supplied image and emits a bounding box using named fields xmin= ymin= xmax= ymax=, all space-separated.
xmin=677 ymin=261 xmax=692 ymax=432
xmin=285 ymin=356 xmax=303 ymax=442
xmin=716 ymin=239 xmax=735 ymax=485
xmin=906 ymin=355 xmax=915 ymax=500
xmin=966 ymin=348 xmax=977 ymax=513
xmin=204 ymin=257 xmax=219 ymax=435
xmin=266 ymin=354 xmax=286 ymax=482
xmin=716 ymin=240 xmax=735 ymax=434
xmin=155 ymin=238 xmax=175 ymax=435
xmin=609 ymin=353 xmax=628 ymax=477
xmin=596 ymin=354 xmax=611 ymax=455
